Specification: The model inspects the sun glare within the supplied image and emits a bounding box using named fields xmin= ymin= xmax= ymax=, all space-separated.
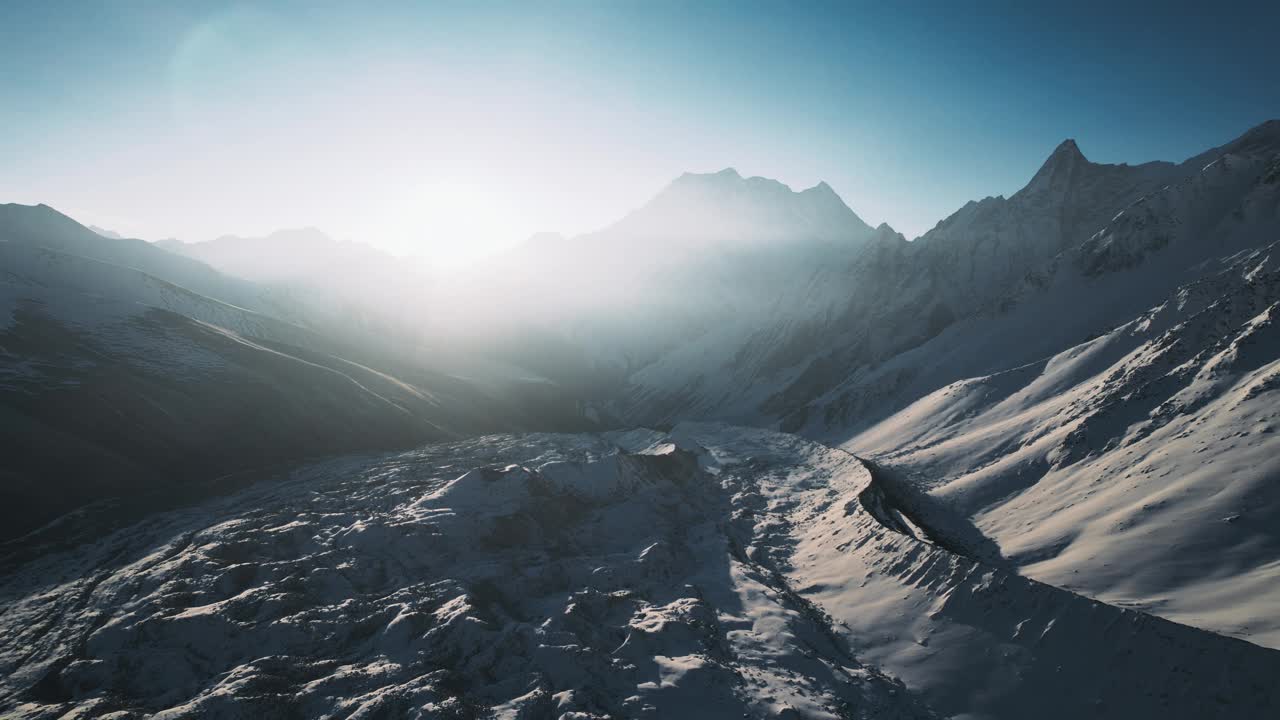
xmin=378 ymin=182 xmax=525 ymax=268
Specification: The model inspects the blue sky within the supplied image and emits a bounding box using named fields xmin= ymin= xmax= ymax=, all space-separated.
xmin=2 ymin=1 xmax=1277 ymax=264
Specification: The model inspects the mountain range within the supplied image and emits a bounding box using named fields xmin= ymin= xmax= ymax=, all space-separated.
xmin=2 ymin=119 xmax=1279 ymax=717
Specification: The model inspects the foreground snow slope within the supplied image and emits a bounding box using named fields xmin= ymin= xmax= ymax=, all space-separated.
xmin=2 ymin=425 xmax=1275 ymax=719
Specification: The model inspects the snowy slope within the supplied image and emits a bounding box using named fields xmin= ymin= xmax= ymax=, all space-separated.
xmin=828 ymin=236 xmax=1280 ymax=648
xmin=0 ymin=274 xmax=463 ymax=541
xmin=0 ymin=225 xmax=596 ymax=542
xmin=0 ymin=203 xmax=303 ymax=323
xmin=0 ymin=243 xmax=320 ymax=345
xmin=2 ymin=425 xmax=1274 ymax=719
xmin=680 ymin=424 xmax=1280 ymax=718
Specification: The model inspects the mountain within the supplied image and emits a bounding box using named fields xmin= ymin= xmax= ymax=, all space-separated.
xmin=2 ymin=425 xmax=1275 ymax=718
xmin=4 ymin=120 xmax=1280 ymax=718
xmin=799 ymin=120 xmax=1280 ymax=435
xmin=438 ymin=120 xmax=1280 ymax=649
xmin=607 ymin=167 xmax=873 ymax=247
xmin=0 ymin=204 xmax=302 ymax=322
xmin=445 ymin=134 xmax=1205 ymax=429
xmin=0 ymin=206 xmax=596 ymax=541
xmin=806 ymin=147 xmax=1280 ymax=647
xmin=832 ymin=242 xmax=1280 ymax=647
xmin=559 ymin=121 xmax=1280 ymax=434
xmin=442 ymin=170 xmax=884 ymax=405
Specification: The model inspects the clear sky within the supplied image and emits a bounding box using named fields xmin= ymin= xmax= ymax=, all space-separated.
xmin=2 ymin=1 xmax=1277 ymax=266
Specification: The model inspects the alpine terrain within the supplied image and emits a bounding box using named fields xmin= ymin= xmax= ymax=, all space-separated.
xmin=3 ymin=119 xmax=1280 ymax=718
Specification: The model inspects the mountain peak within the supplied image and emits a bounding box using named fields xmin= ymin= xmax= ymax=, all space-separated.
xmin=1040 ymin=138 xmax=1088 ymax=171
xmin=803 ymin=180 xmax=837 ymax=196
xmin=613 ymin=168 xmax=873 ymax=243
xmin=1053 ymin=138 xmax=1085 ymax=160
xmin=1021 ymin=137 xmax=1092 ymax=196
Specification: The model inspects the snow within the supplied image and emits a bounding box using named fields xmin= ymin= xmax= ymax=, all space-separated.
xmin=833 ymin=240 xmax=1280 ymax=649
xmin=0 ymin=429 xmax=935 ymax=718
xmin=3 ymin=425 xmax=1277 ymax=718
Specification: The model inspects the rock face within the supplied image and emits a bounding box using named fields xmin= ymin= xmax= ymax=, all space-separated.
xmin=2 ymin=425 xmax=1276 ymax=719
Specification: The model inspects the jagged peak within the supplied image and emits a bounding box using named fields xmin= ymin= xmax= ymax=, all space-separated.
xmin=1020 ymin=137 xmax=1093 ymax=195
xmin=1052 ymin=138 xmax=1087 ymax=161
xmin=1036 ymin=138 xmax=1089 ymax=174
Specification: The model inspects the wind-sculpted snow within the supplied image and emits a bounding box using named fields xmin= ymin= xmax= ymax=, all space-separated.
xmin=3 ymin=426 xmax=1277 ymax=719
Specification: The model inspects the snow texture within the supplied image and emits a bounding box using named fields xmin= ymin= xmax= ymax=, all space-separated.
xmin=2 ymin=425 xmax=1276 ymax=719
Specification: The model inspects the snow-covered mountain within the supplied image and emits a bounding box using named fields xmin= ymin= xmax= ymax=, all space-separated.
xmin=820 ymin=226 xmax=1280 ymax=650
xmin=802 ymin=120 xmax=1280 ymax=435
xmin=4 ymin=120 xmax=1280 ymax=718
xmin=468 ymin=122 xmax=1269 ymax=436
xmin=0 ymin=206 xmax=596 ymax=541
xmin=440 ymin=169 xmax=883 ymax=406
xmin=0 ymin=204 xmax=303 ymax=322
xmin=436 ymin=119 xmax=1280 ymax=652
xmin=2 ymin=425 xmax=1275 ymax=718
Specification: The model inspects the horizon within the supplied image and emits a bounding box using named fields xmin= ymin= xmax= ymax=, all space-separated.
xmin=3 ymin=1 xmax=1279 ymax=266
